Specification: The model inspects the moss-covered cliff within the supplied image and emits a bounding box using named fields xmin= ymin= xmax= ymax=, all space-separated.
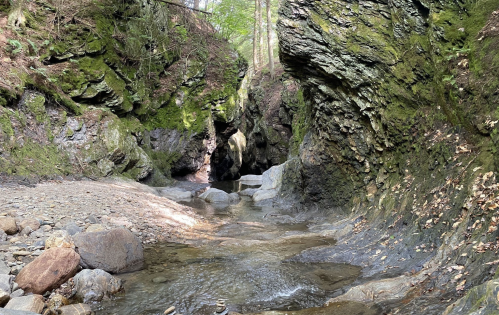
xmin=276 ymin=0 xmax=499 ymax=313
xmin=0 ymin=0 xmax=246 ymax=183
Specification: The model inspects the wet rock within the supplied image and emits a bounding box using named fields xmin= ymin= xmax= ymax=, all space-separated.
xmin=252 ymin=163 xmax=286 ymax=202
xmin=238 ymin=175 xmax=263 ymax=182
xmin=58 ymin=303 xmax=93 ymax=315
xmin=4 ymin=295 xmax=45 ymax=313
xmin=160 ymin=188 xmax=194 ymax=202
xmin=0 ymin=217 xmax=18 ymax=235
xmin=253 ymin=189 xmax=278 ymax=202
xmin=0 ymin=288 xmax=10 ymax=306
xmin=199 ymin=189 xmax=230 ymax=203
xmin=74 ymin=228 xmax=144 ymax=273
xmin=46 ymin=294 xmax=69 ymax=312
xmin=73 ymin=269 xmax=123 ymax=303
xmin=18 ymin=218 xmax=40 ymax=232
xmin=15 ymin=247 xmax=80 ymax=294
xmin=152 ymin=276 xmax=168 ymax=283
xmin=238 ymin=188 xmax=258 ymax=197
xmin=228 ymin=193 xmax=241 ymax=203
xmin=45 ymin=230 xmax=75 ymax=249
xmin=0 ymin=274 xmax=14 ymax=292
xmin=63 ymin=222 xmax=82 ymax=236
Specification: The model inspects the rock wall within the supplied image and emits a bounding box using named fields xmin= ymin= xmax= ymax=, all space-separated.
xmin=276 ymin=0 xmax=499 ymax=313
xmin=0 ymin=0 xmax=246 ymax=183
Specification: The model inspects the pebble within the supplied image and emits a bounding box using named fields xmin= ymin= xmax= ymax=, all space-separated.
xmin=152 ymin=277 xmax=168 ymax=284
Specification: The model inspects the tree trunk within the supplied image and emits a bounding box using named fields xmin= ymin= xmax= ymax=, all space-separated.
xmin=253 ymin=0 xmax=259 ymax=71
xmin=258 ymin=0 xmax=264 ymax=66
xmin=266 ymin=0 xmax=274 ymax=78
xmin=194 ymin=0 xmax=199 ymax=10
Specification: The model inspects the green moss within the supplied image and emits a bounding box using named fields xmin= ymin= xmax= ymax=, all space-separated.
xmin=24 ymin=94 xmax=47 ymax=123
xmin=0 ymin=107 xmax=14 ymax=138
xmin=290 ymin=89 xmax=308 ymax=155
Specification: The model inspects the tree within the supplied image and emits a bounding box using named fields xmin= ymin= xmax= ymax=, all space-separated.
xmin=253 ymin=0 xmax=259 ymax=70
xmin=266 ymin=0 xmax=274 ymax=78
xmin=257 ymin=0 xmax=263 ymax=67
xmin=194 ymin=0 xmax=199 ymax=10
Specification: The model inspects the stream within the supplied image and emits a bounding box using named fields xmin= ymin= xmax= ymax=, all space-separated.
xmin=96 ymin=181 xmax=378 ymax=315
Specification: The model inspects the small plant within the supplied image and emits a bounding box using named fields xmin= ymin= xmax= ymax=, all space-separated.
xmin=7 ymin=39 xmax=22 ymax=54
xmin=442 ymin=75 xmax=456 ymax=86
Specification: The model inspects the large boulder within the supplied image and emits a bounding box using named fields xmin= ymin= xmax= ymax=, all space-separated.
xmin=73 ymin=269 xmax=123 ymax=303
xmin=0 ymin=217 xmax=18 ymax=235
xmin=73 ymin=228 xmax=144 ymax=273
xmin=4 ymin=295 xmax=45 ymax=313
xmin=252 ymin=163 xmax=286 ymax=202
xmin=15 ymin=248 xmax=80 ymax=294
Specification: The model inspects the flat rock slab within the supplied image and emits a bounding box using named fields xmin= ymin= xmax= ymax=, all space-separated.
xmin=4 ymin=295 xmax=45 ymax=313
xmin=59 ymin=303 xmax=93 ymax=315
xmin=16 ymin=247 xmax=80 ymax=294
xmin=74 ymin=228 xmax=144 ymax=274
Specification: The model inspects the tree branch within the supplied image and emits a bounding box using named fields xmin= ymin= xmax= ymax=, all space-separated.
xmin=153 ymin=0 xmax=212 ymax=14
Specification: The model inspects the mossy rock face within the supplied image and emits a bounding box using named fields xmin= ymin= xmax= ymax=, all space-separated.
xmin=0 ymin=0 xmax=246 ymax=180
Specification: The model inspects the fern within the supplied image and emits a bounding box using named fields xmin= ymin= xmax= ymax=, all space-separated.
xmin=8 ymin=39 xmax=22 ymax=54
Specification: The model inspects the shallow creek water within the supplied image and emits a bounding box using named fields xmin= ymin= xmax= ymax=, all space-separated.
xmin=96 ymin=181 xmax=377 ymax=315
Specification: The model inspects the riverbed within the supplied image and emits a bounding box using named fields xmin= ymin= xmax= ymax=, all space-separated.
xmin=96 ymin=182 xmax=378 ymax=315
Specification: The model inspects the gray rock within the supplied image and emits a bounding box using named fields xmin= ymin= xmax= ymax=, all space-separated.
xmin=239 ymin=175 xmax=263 ymax=182
xmin=73 ymin=269 xmax=123 ymax=303
xmin=0 ymin=274 xmax=13 ymax=293
xmin=63 ymin=223 xmax=82 ymax=236
xmin=4 ymin=295 xmax=45 ymax=313
xmin=199 ymin=188 xmax=230 ymax=203
xmin=85 ymin=224 xmax=105 ymax=233
xmin=0 ymin=288 xmax=10 ymax=306
xmin=74 ymin=228 xmax=143 ymax=273
xmin=87 ymin=216 xmax=99 ymax=224
xmin=20 ymin=227 xmax=33 ymax=237
xmin=228 ymin=193 xmax=241 ymax=203
xmin=159 ymin=188 xmax=193 ymax=202
xmin=0 ymin=230 xmax=7 ymax=242
xmin=10 ymin=289 xmax=24 ymax=298
xmin=238 ymin=188 xmax=259 ymax=197
xmin=0 ymin=260 xmax=11 ymax=274
xmin=253 ymin=189 xmax=278 ymax=202
xmin=260 ymin=164 xmax=285 ymax=190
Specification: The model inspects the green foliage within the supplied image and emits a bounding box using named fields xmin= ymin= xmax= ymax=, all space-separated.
xmin=209 ymin=0 xmax=254 ymax=41
xmin=7 ymin=39 xmax=22 ymax=54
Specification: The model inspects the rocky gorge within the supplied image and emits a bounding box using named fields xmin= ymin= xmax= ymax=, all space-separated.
xmin=1 ymin=0 xmax=499 ymax=312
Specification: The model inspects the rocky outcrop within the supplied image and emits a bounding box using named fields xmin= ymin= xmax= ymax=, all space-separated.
xmin=0 ymin=0 xmax=246 ymax=182
xmin=74 ymin=228 xmax=144 ymax=273
xmin=238 ymin=65 xmax=302 ymax=176
xmin=276 ymin=0 xmax=499 ymax=313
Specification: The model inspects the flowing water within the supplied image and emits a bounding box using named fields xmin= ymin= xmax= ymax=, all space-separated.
xmin=96 ymin=181 xmax=377 ymax=315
